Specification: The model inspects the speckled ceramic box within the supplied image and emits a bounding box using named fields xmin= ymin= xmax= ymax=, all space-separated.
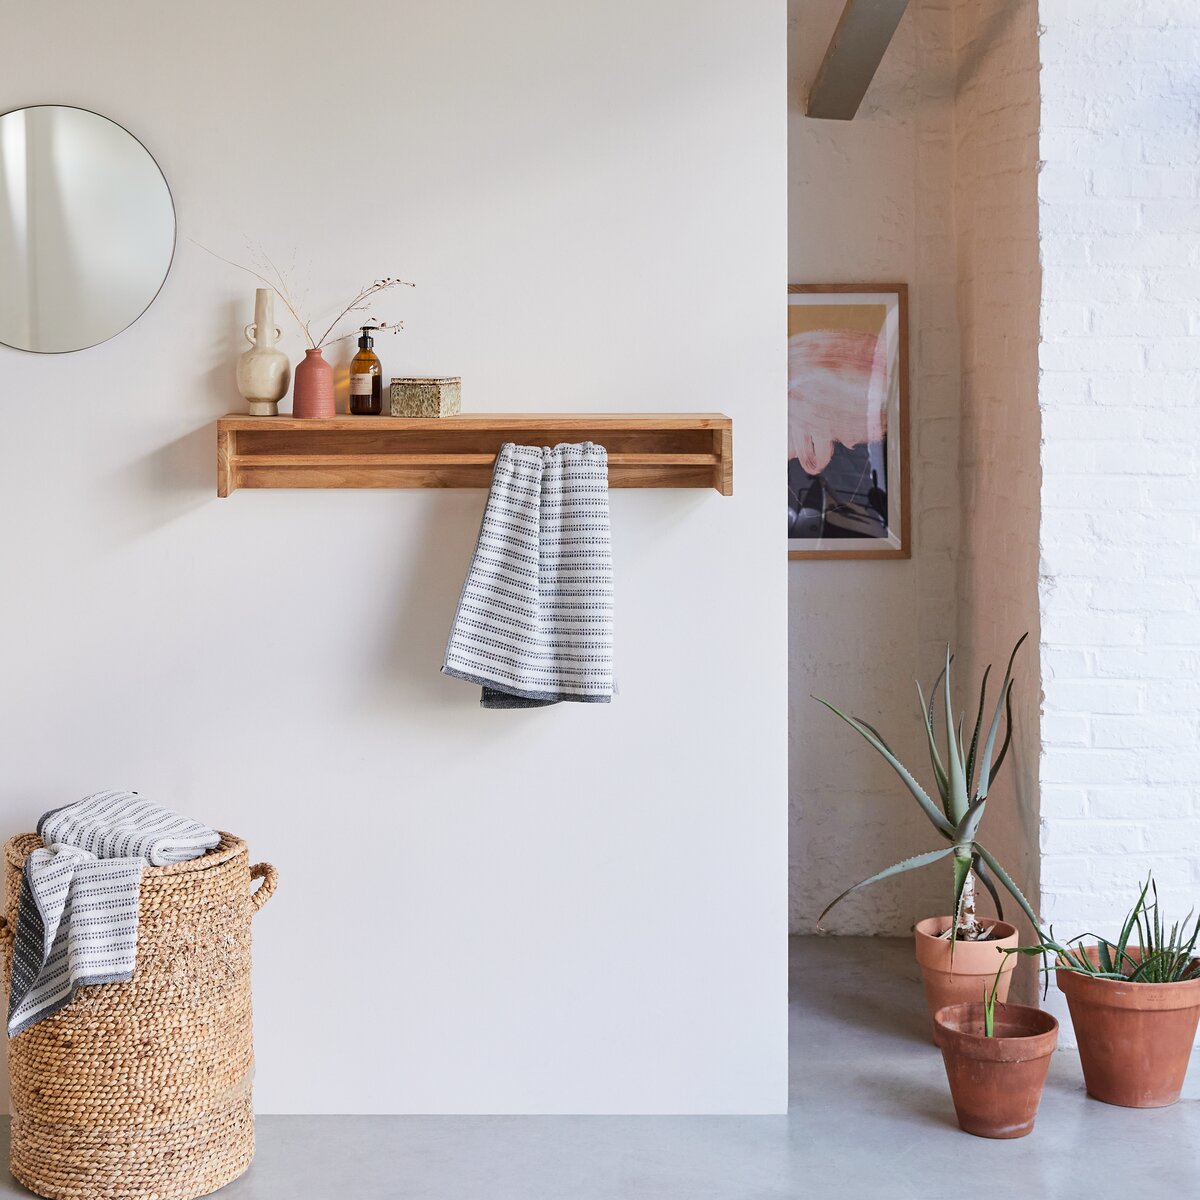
xmin=389 ymin=377 xmax=462 ymax=418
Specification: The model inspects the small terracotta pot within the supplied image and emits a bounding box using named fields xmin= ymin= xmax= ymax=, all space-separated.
xmin=292 ymin=347 xmax=335 ymax=418
xmin=934 ymin=1002 xmax=1058 ymax=1138
xmin=1058 ymin=947 xmax=1200 ymax=1108
xmin=914 ymin=917 xmax=1018 ymax=1037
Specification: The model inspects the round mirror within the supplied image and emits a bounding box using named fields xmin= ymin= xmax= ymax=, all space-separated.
xmin=0 ymin=105 xmax=175 ymax=353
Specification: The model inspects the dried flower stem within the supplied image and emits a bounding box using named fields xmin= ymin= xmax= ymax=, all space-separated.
xmin=192 ymin=240 xmax=318 ymax=347
xmin=312 ymin=278 xmax=413 ymax=350
xmin=193 ymin=240 xmax=414 ymax=350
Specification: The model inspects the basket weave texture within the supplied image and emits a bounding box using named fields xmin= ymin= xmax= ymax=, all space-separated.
xmin=1 ymin=832 xmax=277 ymax=1200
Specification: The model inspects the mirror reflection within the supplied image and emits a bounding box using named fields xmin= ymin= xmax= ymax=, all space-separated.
xmin=0 ymin=105 xmax=175 ymax=353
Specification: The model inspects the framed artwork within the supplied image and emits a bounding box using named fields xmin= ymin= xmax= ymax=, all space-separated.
xmin=787 ymin=283 xmax=909 ymax=560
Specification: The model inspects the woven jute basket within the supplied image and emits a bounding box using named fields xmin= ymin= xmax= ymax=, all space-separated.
xmin=0 ymin=832 xmax=278 ymax=1200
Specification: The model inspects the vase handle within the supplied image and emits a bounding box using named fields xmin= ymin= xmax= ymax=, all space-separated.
xmin=244 ymin=323 xmax=257 ymax=346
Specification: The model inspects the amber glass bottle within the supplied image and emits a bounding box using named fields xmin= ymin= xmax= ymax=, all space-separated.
xmin=349 ymin=326 xmax=382 ymax=415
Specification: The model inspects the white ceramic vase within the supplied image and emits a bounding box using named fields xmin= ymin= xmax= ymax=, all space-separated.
xmin=236 ymin=289 xmax=291 ymax=416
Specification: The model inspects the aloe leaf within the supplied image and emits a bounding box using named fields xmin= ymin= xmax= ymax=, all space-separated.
xmin=955 ymin=795 xmax=989 ymax=847
xmin=856 ymin=717 xmax=905 ymax=768
xmin=1176 ymin=912 xmax=1198 ymax=971
xmin=915 ymin=680 xmax=950 ymax=810
xmin=941 ymin=651 xmax=970 ymax=824
xmin=928 ymin=661 xmax=948 ymax=726
xmin=974 ymin=842 xmax=1040 ymax=933
xmin=812 ymin=697 xmax=955 ymax=838
xmin=988 ymin=682 xmax=1016 ymax=785
xmin=1184 ymin=910 xmax=1200 ymax=958
xmin=1116 ymin=877 xmax=1152 ymax=960
xmin=965 ymin=666 xmax=991 ymax=801
xmin=983 ymin=954 xmax=1013 ymax=1037
xmin=1077 ymin=930 xmax=1140 ymax=976
xmin=976 ymin=634 xmax=1028 ymax=800
xmin=855 ymin=717 xmax=894 ymax=751
xmin=1129 ymin=950 xmax=1171 ymax=983
xmin=1060 ymin=946 xmax=1091 ymax=971
xmin=817 ymin=847 xmax=957 ymax=928
xmin=1052 ymin=941 xmax=1127 ymax=981
xmin=972 ymin=854 xmax=1004 ymax=921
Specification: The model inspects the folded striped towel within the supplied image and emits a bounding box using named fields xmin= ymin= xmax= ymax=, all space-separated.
xmin=442 ymin=442 xmax=615 ymax=708
xmin=8 ymin=790 xmax=220 ymax=1036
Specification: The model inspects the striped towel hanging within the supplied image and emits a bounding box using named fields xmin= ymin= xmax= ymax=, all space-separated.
xmin=442 ymin=442 xmax=615 ymax=708
xmin=7 ymin=790 xmax=220 ymax=1036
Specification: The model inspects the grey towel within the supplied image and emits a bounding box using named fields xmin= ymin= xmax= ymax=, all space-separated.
xmin=8 ymin=790 xmax=219 ymax=1036
xmin=442 ymin=442 xmax=615 ymax=708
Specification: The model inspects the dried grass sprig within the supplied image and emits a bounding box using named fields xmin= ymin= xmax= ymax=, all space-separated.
xmin=312 ymin=279 xmax=411 ymax=350
xmin=194 ymin=240 xmax=414 ymax=350
xmin=322 ymin=320 xmax=404 ymax=348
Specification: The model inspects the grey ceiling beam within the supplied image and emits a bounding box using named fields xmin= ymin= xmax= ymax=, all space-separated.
xmin=806 ymin=0 xmax=911 ymax=121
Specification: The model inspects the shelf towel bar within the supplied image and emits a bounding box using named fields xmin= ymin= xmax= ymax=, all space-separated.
xmin=216 ymin=413 xmax=733 ymax=496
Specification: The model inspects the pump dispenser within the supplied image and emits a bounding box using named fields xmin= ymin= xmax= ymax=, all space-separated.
xmin=349 ymin=325 xmax=383 ymax=415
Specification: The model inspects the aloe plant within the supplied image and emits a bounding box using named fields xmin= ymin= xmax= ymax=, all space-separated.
xmin=983 ymin=953 xmax=1012 ymax=1037
xmin=814 ymin=634 xmax=1038 ymax=943
xmin=1017 ymin=875 xmax=1200 ymax=986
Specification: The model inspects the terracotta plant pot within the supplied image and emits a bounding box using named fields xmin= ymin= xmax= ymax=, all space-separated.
xmin=914 ymin=916 xmax=1018 ymax=1036
xmin=292 ymin=347 xmax=335 ymax=418
xmin=934 ymin=1002 xmax=1058 ymax=1138
xmin=1058 ymin=947 xmax=1200 ymax=1108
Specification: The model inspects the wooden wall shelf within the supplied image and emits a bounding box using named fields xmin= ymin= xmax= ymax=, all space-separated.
xmin=217 ymin=413 xmax=733 ymax=496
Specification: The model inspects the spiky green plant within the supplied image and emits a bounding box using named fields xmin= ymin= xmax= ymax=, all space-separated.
xmin=982 ymin=953 xmax=1014 ymax=1037
xmin=1017 ymin=875 xmax=1200 ymax=986
xmin=813 ymin=634 xmax=1038 ymax=944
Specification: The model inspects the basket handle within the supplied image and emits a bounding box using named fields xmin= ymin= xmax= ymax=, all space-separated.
xmin=250 ymin=863 xmax=278 ymax=913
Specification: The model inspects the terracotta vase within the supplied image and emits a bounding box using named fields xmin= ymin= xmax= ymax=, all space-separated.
xmin=934 ymin=1001 xmax=1058 ymax=1139
xmin=1058 ymin=947 xmax=1200 ymax=1108
xmin=914 ymin=917 xmax=1019 ymax=1037
xmin=236 ymin=288 xmax=291 ymax=416
xmin=292 ymin=347 xmax=335 ymax=418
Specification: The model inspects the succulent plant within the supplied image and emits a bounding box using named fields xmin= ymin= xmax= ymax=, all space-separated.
xmin=813 ymin=634 xmax=1038 ymax=943
xmin=1020 ymin=875 xmax=1200 ymax=985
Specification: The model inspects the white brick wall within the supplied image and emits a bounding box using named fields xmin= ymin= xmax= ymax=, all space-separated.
xmin=1039 ymin=0 xmax=1200 ymax=1042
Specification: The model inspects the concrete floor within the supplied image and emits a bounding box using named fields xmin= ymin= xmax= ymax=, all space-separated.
xmin=0 ymin=937 xmax=1196 ymax=1199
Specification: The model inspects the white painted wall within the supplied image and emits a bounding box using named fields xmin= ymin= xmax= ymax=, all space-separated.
xmin=788 ymin=0 xmax=961 ymax=935
xmin=1038 ymin=0 xmax=1200 ymax=1042
xmin=950 ymin=0 xmax=1043 ymax=999
xmin=0 ymin=0 xmax=787 ymax=1113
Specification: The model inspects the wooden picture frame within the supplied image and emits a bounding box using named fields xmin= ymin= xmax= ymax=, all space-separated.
xmin=787 ymin=283 xmax=910 ymax=560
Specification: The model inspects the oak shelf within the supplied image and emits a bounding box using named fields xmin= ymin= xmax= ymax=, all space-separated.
xmin=216 ymin=413 xmax=733 ymax=496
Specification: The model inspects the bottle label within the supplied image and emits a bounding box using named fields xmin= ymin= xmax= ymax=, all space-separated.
xmin=350 ymin=374 xmax=374 ymax=396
